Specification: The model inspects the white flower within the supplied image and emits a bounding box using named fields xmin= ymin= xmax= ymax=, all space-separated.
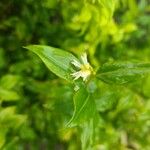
xmin=71 ymin=53 xmax=93 ymax=81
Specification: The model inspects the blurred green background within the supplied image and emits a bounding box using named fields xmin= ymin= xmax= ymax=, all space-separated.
xmin=0 ymin=0 xmax=150 ymax=149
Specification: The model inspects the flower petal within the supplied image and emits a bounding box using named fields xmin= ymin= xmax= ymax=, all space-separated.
xmin=71 ymin=71 xmax=82 ymax=80
xmin=81 ymin=53 xmax=88 ymax=64
xmin=71 ymin=59 xmax=81 ymax=68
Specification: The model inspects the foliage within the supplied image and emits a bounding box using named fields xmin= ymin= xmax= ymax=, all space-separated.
xmin=0 ymin=0 xmax=150 ymax=149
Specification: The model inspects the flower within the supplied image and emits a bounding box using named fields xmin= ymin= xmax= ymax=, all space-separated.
xmin=71 ymin=53 xmax=93 ymax=81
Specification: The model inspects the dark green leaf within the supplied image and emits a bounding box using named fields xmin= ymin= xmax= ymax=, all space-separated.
xmin=97 ymin=62 xmax=150 ymax=84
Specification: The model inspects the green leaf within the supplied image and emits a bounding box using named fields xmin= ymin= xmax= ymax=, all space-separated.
xmin=99 ymin=0 xmax=116 ymax=18
xmin=95 ymin=91 xmax=118 ymax=112
xmin=143 ymin=75 xmax=150 ymax=98
xmin=0 ymin=107 xmax=26 ymax=133
xmin=0 ymin=131 xmax=6 ymax=149
xmin=67 ymin=84 xmax=97 ymax=127
xmin=0 ymin=107 xmax=16 ymax=122
xmin=81 ymin=114 xmax=100 ymax=150
xmin=0 ymin=88 xmax=20 ymax=101
xmin=97 ymin=62 xmax=150 ymax=84
xmin=24 ymin=45 xmax=78 ymax=81
xmin=0 ymin=48 xmax=6 ymax=69
xmin=0 ymin=75 xmax=21 ymax=90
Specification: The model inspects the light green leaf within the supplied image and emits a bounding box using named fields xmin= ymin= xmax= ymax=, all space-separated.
xmin=0 ymin=88 xmax=20 ymax=101
xmin=24 ymin=45 xmax=78 ymax=81
xmin=97 ymin=62 xmax=150 ymax=84
xmin=99 ymin=0 xmax=116 ymax=18
xmin=0 ymin=107 xmax=26 ymax=128
xmin=67 ymin=84 xmax=97 ymax=127
xmin=0 ymin=74 xmax=20 ymax=90
xmin=0 ymin=131 xmax=6 ymax=149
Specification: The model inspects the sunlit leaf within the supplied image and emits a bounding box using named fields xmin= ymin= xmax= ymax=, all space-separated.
xmin=0 ymin=75 xmax=21 ymax=90
xmin=0 ymin=88 xmax=20 ymax=101
xmin=99 ymin=0 xmax=116 ymax=18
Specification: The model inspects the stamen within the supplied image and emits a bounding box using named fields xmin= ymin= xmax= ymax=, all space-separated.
xmin=81 ymin=53 xmax=88 ymax=64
